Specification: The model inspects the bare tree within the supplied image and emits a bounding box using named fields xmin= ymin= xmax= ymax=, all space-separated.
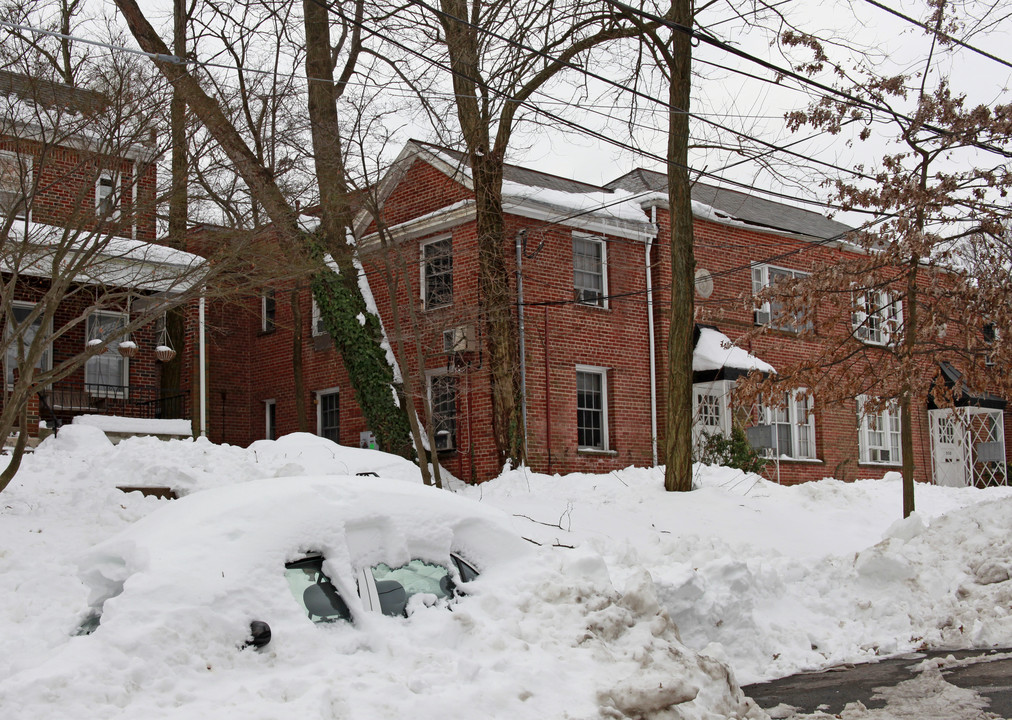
xmin=113 ymin=0 xmax=419 ymax=461
xmin=394 ymin=0 xmax=649 ymax=468
xmin=0 ymin=56 xmax=273 ymax=492
xmin=748 ymin=0 xmax=1012 ymax=516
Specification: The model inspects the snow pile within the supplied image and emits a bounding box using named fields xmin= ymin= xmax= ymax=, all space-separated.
xmin=0 ymin=433 xmax=758 ymax=720
xmin=459 ymin=465 xmax=1012 ymax=684
xmin=2 ymin=429 xmax=1012 ymax=718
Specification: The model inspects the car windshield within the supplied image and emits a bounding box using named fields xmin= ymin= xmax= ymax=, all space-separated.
xmin=284 ymin=556 xmax=351 ymax=624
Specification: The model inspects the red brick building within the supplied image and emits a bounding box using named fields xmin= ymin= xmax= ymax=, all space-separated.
xmin=0 ymin=70 xmax=196 ymax=435
xmin=204 ymin=140 xmax=1009 ymax=488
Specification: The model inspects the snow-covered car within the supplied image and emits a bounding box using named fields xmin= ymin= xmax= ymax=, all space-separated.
xmin=75 ymin=474 xmax=528 ymax=649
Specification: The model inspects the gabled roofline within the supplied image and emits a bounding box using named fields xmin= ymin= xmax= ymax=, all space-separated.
xmin=352 ymin=140 xmax=472 ymax=238
xmin=355 ymin=140 xmax=655 ymax=244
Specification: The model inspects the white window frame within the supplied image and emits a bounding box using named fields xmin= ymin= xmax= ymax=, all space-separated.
xmin=427 ymin=370 xmax=458 ymax=452
xmin=573 ymin=234 xmax=608 ymax=308
xmin=691 ymin=380 xmax=734 ymax=449
xmin=311 ymin=298 xmax=327 ymax=337
xmin=852 ymin=289 xmax=902 ymax=346
xmin=760 ymin=388 xmax=817 ymax=460
xmin=752 ymin=264 xmax=809 ymax=332
xmin=316 ymin=387 xmax=340 ymax=443
xmin=85 ymin=310 xmax=129 ymax=393
xmin=0 ymin=150 xmax=30 ymax=221
xmin=421 ymin=236 xmax=453 ymax=310
xmin=576 ymin=364 xmax=610 ymax=451
xmin=857 ymin=395 xmax=902 ymax=465
xmin=265 ymin=399 xmax=277 ymax=440
xmin=261 ymin=289 xmax=276 ymax=333
xmin=983 ymin=324 xmax=998 ymax=367
xmin=95 ymin=171 xmax=120 ymax=220
xmin=5 ymin=301 xmax=52 ymax=386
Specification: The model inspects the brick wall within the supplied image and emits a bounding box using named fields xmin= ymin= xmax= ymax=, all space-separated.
xmin=2 ymin=134 xmax=157 ymax=240
xmin=207 ymin=155 xmax=1001 ymax=488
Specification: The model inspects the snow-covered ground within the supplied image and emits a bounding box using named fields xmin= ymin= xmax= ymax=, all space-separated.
xmin=1 ymin=428 xmax=1010 ymax=719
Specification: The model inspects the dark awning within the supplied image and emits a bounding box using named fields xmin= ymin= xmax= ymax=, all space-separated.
xmin=928 ymin=362 xmax=1007 ymax=410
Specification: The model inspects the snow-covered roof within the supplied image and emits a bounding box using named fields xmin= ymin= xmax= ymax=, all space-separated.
xmin=2 ymin=221 xmax=207 ymax=293
xmin=357 ymin=141 xmax=656 ymax=244
xmin=608 ymin=168 xmax=853 ymax=242
xmin=693 ymin=326 xmax=775 ymax=375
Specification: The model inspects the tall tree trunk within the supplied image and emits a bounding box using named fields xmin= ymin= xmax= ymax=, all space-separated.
xmin=115 ymin=0 xmax=413 ymax=458
xmin=663 ymin=0 xmax=695 ymax=492
xmin=438 ymin=0 xmax=525 ymax=466
xmin=471 ymin=151 xmax=525 ymax=466
xmin=303 ymin=0 xmax=413 ymax=458
xmin=165 ymin=0 xmax=187 ymax=427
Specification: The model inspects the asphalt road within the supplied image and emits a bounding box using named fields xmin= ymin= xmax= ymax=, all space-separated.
xmin=742 ymin=649 xmax=1012 ymax=718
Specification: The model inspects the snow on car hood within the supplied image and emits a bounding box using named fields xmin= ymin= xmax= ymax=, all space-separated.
xmin=78 ymin=475 xmax=529 ymax=624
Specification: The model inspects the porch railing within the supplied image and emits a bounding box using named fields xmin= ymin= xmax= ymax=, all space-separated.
xmin=38 ymin=382 xmax=187 ymax=428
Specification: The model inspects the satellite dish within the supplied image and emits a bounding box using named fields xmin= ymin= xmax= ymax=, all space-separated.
xmin=695 ymin=268 xmax=714 ymax=298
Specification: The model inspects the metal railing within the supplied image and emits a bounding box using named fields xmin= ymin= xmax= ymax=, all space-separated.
xmin=38 ymin=382 xmax=187 ymax=423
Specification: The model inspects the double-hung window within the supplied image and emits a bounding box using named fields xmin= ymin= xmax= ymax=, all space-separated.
xmin=422 ymin=237 xmax=452 ymax=309
xmin=311 ymin=298 xmax=327 ymax=336
xmin=85 ymin=311 xmax=128 ymax=391
xmin=752 ymin=264 xmax=809 ymax=332
xmin=576 ymin=365 xmax=609 ymax=450
xmin=0 ymin=151 xmax=29 ymax=220
xmin=573 ymin=235 xmax=607 ymax=307
xmin=5 ymin=302 xmax=51 ymax=385
xmin=760 ymin=389 xmax=816 ymax=459
xmin=317 ymin=389 xmax=339 ymax=443
xmin=95 ymin=171 xmax=120 ymax=219
xmin=857 ymin=396 xmax=901 ymax=465
xmin=429 ymin=373 xmax=457 ymax=451
xmin=261 ymin=290 xmax=276 ymax=333
xmin=852 ymin=289 xmax=902 ymax=345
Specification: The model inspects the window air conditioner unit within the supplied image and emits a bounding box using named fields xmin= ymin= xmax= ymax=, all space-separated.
xmin=443 ymin=325 xmax=476 ymax=354
xmin=746 ymin=424 xmax=775 ymax=451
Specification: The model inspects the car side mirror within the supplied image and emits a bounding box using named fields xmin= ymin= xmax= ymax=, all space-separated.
xmin=247 ymin=620 xmax=271 ymax=649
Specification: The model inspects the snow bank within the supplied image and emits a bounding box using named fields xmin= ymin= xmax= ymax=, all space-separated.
xmin=458 ymin=466 xmax=1012 ymax=684
xmin=2 ymin=432 xmax=1011 ymax=718
xmin=0 ymin=439 xmax=759 ymax=720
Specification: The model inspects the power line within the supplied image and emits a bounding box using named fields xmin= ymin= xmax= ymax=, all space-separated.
xmin=315 ymin=0 xmax=896 ymax=220
xmin=604 ymin=0 xmax=1012 ymax=159
xmin=860 ymin=0 xmax=1012 ymax=71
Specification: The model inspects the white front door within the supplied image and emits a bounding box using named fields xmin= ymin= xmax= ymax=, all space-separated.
xmin=931 ymin=409 xmax=967 ymax=487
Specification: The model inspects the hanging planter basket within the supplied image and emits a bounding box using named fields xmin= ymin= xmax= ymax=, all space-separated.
xmin=154 ymin=323 xmax=177 ymax=363
xmin=118 ymin=341 xmax=138 ymax=358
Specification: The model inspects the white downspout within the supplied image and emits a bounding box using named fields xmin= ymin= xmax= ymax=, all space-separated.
xmin=647 ymin=206 xmax=658 ymax=466
xmin=515 ymin=229 xmax=528 ymax=454
xmin=198 ymin=294 xmax=207 ymax=437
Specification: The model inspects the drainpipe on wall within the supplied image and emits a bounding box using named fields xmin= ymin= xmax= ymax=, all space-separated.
xmin=515 ymin=229 xmax=529 ymax=455
xmin=647 ymin=206 xmax=659 ymax=467
xmin=199 ymin=294 xmax=207 ymax=437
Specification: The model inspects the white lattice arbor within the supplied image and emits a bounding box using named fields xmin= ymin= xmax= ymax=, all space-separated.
xmin=929 ymin=407 xmax=1007 ymax=488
